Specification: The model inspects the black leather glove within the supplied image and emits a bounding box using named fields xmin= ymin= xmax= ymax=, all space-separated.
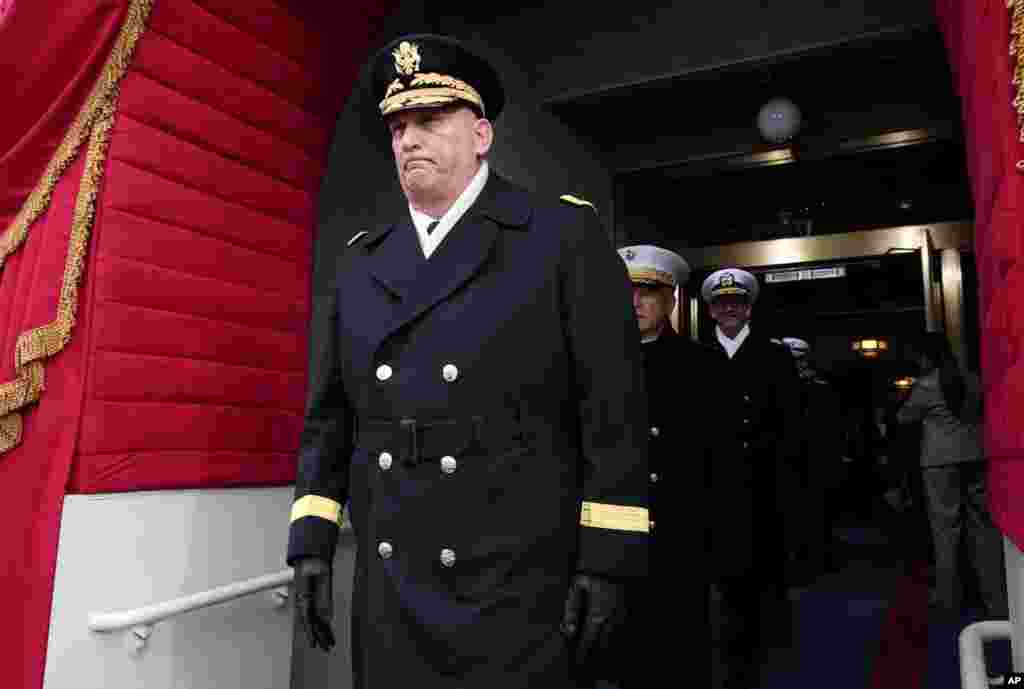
xmin=294 ymin=557 xmax=336 ymax=652
xmin=561 ymin=573 xmax=626 ymax=672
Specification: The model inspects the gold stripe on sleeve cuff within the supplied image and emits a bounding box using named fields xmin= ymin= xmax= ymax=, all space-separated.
xmin=579 ymin=501 xmax=650 ymax=533
xmin=290 ymin=495 xmax=343 ymax=525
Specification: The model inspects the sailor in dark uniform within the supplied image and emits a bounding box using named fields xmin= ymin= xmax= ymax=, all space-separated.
xmin=608 ymin=245 xmax=716 ymax=689
xmin=780 ymin=337 xmax=844 ymax=581
xmin=286 ymin=34 xmax=651 ymax=689
xmin=701 ymin=268 xmax=801 ymax=688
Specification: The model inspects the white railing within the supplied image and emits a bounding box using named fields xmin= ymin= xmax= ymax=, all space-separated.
xmin=960 ymin=619 xmax=1012 ymax=689
xmin=88 ymin=568 xmax=293 ymax=653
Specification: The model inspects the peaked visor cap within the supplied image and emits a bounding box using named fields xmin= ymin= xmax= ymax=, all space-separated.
xmin=701 ymin=268 xmax=759 ymax=303
xmin=618 ymin=245 xmax=690 ymax=288
xmin=781 ymin=337 xmax=810 ymax=357
xmin=369 ymin=33 xmax=505 ymax=120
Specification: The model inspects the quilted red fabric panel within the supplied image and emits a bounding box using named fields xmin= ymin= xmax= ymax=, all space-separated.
xmin=934 ymin=0 xmax=1024 ymax=549
xmin=66 ymin=0 xmax=395 ymax=493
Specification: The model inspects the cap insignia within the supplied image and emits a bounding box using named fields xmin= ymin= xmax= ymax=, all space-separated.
xmin=393 ymin=41 xmax=421 ymax=76
xmin=719 ymin=273 xmax=735 ymax=288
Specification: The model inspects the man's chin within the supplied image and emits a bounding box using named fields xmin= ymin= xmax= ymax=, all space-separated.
xmin=402 ymin=178 xmax=440 ymax=201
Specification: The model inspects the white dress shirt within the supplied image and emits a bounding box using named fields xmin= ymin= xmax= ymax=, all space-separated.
xmin=716 ymin=323 xmax=750 ymax=359
xmin=408 ymin=161 xmax=490 ymax=259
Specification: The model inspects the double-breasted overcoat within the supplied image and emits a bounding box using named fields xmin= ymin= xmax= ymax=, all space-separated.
xmin=287 ymin=172 xmax=651 ymax=689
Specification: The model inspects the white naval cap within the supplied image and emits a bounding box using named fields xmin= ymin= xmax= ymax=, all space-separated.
xmin=617 ymin=245 xmax=690 ymax=288
xmin=781 ymin=337 xmax=810 ymax=358
xmin=701 ymin=268 xmax=759 ymax=304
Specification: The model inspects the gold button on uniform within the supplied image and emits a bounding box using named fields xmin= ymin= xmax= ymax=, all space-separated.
xmin=650 ymin=426 xmax=660 ymax=437
xmin=650 ymin=472 xmax=659 ymax=483
xmin=440 ymin=455 xmax=457 ymax=474
xmin=378 ymin=542 xmax=393 ymax=559
xmin=442 ymin=363 xmax=459 ymax=382
xmin=376 ymin=364 xmax=393 ymax=381
xmin=440 ymin=548 xmax=456 ymax=567
xmin=379 ymin=452 xmax=393 ymax=471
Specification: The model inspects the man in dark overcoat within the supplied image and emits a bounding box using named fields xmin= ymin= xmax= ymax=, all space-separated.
xmin=285 ymin=34 xmax=651 ymax=689
xmin=780 ymin=337 xmax=844 ymax=581
xmin=700 ymin=268 xmax=801 ymax=688
xmin=605 ymin=244 xmax=717 ymax=688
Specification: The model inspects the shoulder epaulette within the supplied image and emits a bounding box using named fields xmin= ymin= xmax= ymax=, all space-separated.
xmin=560 ymin=194 xmax=595 ymax=210
xmin=346 ymin=230 xmax=369 ymax=248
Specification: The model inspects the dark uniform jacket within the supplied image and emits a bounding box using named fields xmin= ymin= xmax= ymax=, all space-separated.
xmin=706 ymin=329 xmax=801 ymax=579
xmin=609 ymin=325 xmax=716 ymax=688
xmin=798 ymin=374 xmax=843 ymax=493
xmin=794 ymin=371 xmax=843 ymax=566
xmin=287 ymin=172 xmax=651 ymax=689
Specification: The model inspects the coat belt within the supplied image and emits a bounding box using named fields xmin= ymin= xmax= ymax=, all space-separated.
xmin=356 ymin=415 xmax=525 ymax=467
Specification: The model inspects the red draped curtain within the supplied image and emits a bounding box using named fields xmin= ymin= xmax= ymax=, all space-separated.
xmin=934 ymin=0 xmax=1024 ymax=551
xmin=0 ymin=1 xmax=395 ymax=687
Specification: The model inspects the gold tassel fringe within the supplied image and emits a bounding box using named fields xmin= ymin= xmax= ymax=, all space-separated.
xmin=0 ymin=0 xmax=153 ymax=454
xmin=1010 ymin=0 xmax=1024 ymax=169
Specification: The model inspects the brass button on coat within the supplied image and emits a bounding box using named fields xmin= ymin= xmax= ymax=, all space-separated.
xmin=440 ymin=455 xmax=457 ymax=474
xmin=379 ymin=452 xmax=393 ymax=471
xmin=376 ymin=364 xmax=393 ymax=381
xmin=650 ymin=472 xmax=659 ymax=483
xmin=440 ymin=548 xmax=456 ymax=567
xmin=378 ymin=542 xmax=393 ymax=559
xmin=650 ymin=426 xmax=660 ymax=437
xmin=442 ymin=363 xmax=459 ymax=382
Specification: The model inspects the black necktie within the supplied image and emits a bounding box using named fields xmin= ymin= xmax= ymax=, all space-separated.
xmin=427 ymin=220 xmax=439 ymax=235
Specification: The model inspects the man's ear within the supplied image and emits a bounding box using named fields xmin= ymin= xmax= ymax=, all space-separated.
xmin=474 ymin=117 xmax=494 ymax=157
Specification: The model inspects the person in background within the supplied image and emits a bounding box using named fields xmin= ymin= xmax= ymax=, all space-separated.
xmin=780 ymin=337 xmax=844 ymax=581
xmin=896 ymin=332 xmax=1007 ymax=620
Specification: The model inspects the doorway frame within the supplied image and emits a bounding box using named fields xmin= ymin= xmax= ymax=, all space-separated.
xmin=676 ymin=220 xmax=974 ymax=366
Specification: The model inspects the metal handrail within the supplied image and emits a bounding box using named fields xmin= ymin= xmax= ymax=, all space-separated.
xmin=959 ymin=619 xmax=1012 ymax=689
xmin=88 ymin=568 xmax=294 ymax=634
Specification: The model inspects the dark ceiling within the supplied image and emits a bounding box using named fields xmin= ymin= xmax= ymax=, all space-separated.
xmin=625 ymin=139 xmax=972 ymax=247
xmin=548 ymin=25 xmax=972 ymax=249
xmin=548 ymin=25 xmax=959 ymax=146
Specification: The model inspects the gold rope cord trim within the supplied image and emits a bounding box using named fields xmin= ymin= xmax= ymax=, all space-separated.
xmin=0 ymin=0 xmax=152 ymax=272
xmin=0 ymin=107 xmax=114 ymax=447
xmin=0 ymin=414 xmax=22 ymax=451
xmin=1011 ymin=0 xmax=1024 ymax=169
xmin=0 ymin=0 xmax=152 ymax=454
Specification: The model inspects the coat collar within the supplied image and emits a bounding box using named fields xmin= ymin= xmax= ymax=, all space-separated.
xmin=361 ymin=172 xmax=534 ymax=349
xmin=360 ymin=171 xmax=532 ymax=251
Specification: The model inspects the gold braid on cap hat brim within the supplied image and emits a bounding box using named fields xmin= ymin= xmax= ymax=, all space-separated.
xmin=380 ymin=73 xmax=485 ymax=116
xmin=628 ymin=268 xmax=676 ymax=288
xmin=711 ymin=287 xmax=750 ymax=297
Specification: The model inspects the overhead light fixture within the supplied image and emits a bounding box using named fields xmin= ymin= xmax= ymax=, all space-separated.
xmin=893 ymin=376 xmax=916 ymax=390
xmin=757 ymin=97 xmax=802 ymax=144
xmin=852 ymin=337 xmax=889 ymax=358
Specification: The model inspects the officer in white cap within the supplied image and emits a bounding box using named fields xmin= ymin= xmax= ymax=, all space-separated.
xmin=700 ymin=268 xmax=760 ymax=354
xmin=614 ymin=244 xmax=715 ymax=689
xmin=700 ymin=266 xmax=801 ymax=686
xmin=780 ymin=336 xmax=843 ymax=581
